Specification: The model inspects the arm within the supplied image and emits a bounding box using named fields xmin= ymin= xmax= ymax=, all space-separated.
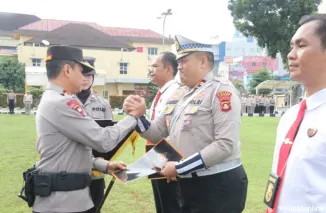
xmin=124 ymin=94 xmax=168 ymax=143
xmin=92 ymin=156 xmax=109 ymax=173
xmin=174 ymin=84 xmax=241 ymax=175
xmin=138 ymin=112 xmax=169 ymax=144
xmin=103 ymin=99 xmax=113 ymax=120
xmin=41 ymin=98 xmax=138 ymax=153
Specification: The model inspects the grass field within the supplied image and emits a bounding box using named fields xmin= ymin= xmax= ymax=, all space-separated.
xmin=0 ymin=114 xmax=280 ymax=213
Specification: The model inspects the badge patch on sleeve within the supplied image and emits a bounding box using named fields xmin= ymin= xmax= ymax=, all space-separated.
xmin=66 ymin=100 xmax=87 ymax=117
xmin=216 ymin=91 xmax=232 ymax=112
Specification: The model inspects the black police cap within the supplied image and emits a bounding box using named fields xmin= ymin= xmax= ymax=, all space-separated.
xmin=45 ymin=45 xmax=94 ymax=73
xmin=83 ymin=56 xmax=96 ymax=75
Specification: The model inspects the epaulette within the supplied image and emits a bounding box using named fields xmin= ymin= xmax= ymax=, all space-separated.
xmin=213 ymin=76 xmax=232 ymax=85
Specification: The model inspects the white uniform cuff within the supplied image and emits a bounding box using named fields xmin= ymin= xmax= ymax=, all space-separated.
xmin=175 ymin=152 xmax=206 ymax=175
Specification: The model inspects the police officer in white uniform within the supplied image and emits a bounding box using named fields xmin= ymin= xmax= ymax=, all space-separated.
xmin=125 ymin=35 xmax=248 ymax=213
xmin=146 ymin=52 xmax=180 ymax=213
xmin=264 ymin=14 xmax=326 ymax=213
xmin=32 ymin=45 xmax=145 ymax=213
xmin=75 ymin=56 xmax=113 ymax=213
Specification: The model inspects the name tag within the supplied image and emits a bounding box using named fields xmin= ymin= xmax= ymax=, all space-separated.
xmin=92 ymin=107 xmax=105 ymax=112
xmin=264 ymin=172 xmax=280 ymax=208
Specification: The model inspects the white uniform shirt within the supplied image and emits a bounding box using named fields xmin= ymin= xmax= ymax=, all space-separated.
xmin=149 ymin=79 xmax=180 ymax=120
xmin=271 ymin=88 xmax=326 ymax=213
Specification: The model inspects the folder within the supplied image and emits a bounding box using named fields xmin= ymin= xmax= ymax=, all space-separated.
xmin=93 ymin=119 xmax=140 ymax=161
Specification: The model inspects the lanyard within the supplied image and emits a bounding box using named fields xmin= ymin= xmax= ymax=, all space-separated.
xmin=169 ymin=81 xmax=215 ymax=131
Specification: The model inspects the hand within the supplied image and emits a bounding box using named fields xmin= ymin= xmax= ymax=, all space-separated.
xmin=123 ymin=95 xmax=138 ymax=114
xmin=123 ymin=95 xmax=146 ymax=118
xmin=106 ymin=161 xmax=127 ymax=174
xmin=160 ymin=161 xmax=178 ymax=182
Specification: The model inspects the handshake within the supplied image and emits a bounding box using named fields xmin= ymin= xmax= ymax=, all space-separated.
xmin=123 ymin=95 xmax=151 ymax=133
xmin=123 ymin=95 xmax=146 ymax=118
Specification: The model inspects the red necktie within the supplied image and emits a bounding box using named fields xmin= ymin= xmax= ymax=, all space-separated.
xmin=266 ymin=99 xmax=307 ymax=213
xmin=146 ymin=91 xmax=162 ymax=146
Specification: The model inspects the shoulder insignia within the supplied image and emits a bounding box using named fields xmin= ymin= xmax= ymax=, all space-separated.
xmin=66 ymin=99 xmax=87 ymax=117
xmin=61 ymin=90 xmax=70 ymax=96
xmin=214 ymin=76 xmax=231 ymax=84
xmin=196 ymin=79 xmax=207 ymax=88
xmin=216 ymin=91 xmax=232 ymax=112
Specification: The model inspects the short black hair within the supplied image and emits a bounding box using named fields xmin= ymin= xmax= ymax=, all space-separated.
xmin=299 ymin=14 xmax=326 ymax=48
xmin=160 ymin=52 xmax=178 ymax=77
xmin=46 ymin=60 xmax=77 ymax=79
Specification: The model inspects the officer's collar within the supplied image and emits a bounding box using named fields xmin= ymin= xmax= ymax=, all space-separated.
xmin=90 ymin=92 xmax=96 ymax=101
xmin=160 ymin=79 xmax=177 ymax=94
xmin=47 ymin=83 xmax=71 ymax=96
xmin=195 ymin=71 xmax=214 ymax=89
xmin=306 ymin=88 xmax=326 ymax=111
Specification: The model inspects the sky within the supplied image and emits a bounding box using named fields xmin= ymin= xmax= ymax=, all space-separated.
xmin=1 ymin=0 xmax=236 ymax=43
xmin=2 ymin=0 xmax=326 ymax=43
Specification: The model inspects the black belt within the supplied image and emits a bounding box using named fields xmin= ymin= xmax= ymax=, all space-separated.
xmin=34 ymin=171 xmax=92 ymax=197
xmin=18 ymin=167 xmax=92 ymax=208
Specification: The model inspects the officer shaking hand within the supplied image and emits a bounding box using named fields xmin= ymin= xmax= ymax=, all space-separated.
xmin=125 ymin=35 xmax=248 ymax=213
xmin=75 ymin=56 xmax=119 ymax=213
xmin=30 ymin=45 xmax=145 ymax=213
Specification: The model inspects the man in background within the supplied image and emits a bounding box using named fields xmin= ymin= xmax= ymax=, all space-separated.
xmin=23 ymin=90 xmax=33 ymax=115
xmin=7 ymin=89 xmax=16 ymax=114
xmin=147 ymin=51 xmax=180 ymax=213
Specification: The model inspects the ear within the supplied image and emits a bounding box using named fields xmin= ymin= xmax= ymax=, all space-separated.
xmin=62 ymin=64 xmax=71 ymax=78
xmin=199 ymin=54 xmax=208 ymax=67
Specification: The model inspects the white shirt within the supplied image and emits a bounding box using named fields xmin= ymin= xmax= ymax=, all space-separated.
xmin=149 ymin=79 xmax=179 ymax=120
xmin=271 ymin=88 xmax=326 ymax=213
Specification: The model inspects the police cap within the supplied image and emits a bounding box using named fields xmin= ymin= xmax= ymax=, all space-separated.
xmin=45 ymin=45 xmax=95 ymax=73
xmin=174 ymin=34 xmax=214 ymax=60
xmin=83 ymin=56 xmax=96 ymax=75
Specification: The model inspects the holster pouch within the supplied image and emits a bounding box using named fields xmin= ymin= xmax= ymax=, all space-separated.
xmin=18 ymin=165 xmax=39 ymax=207
xmin=34 ymin=173 xmax=53 ymax=197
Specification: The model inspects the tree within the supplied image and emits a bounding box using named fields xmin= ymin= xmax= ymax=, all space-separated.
xmin=232 ymin=80 xmax=246 ymax=94
xmin=0 ymin=58 xmax=25 ymax=93
xmin=248 ymin=68 xmax=273 ymax=94
xmin=228 ymin=0 xmax=321 ymax=63
xmin=29 ymin=87 xmax=45 ymax=107
xmin=0 ymin=84 xmax=8 ymax=93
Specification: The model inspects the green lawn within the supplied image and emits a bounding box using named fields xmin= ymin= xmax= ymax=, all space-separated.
xmin=0 ymin=114 xmax=279 ymax=213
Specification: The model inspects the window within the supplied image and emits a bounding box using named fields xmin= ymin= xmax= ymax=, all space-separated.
xmin=32 ymin=58 xmax=41 ymax=67
xmin=252 ymin=62 xmax=256 ymax=67
xmin=33 ymin=43 xmax=46 ymax=47
xmin=120 ymin=63 xmax=128 ymax=74
xmin=263 ymin=62 xmax=267 ymax=67
xmin=148 ymin=47 xmax=158 ymax=55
